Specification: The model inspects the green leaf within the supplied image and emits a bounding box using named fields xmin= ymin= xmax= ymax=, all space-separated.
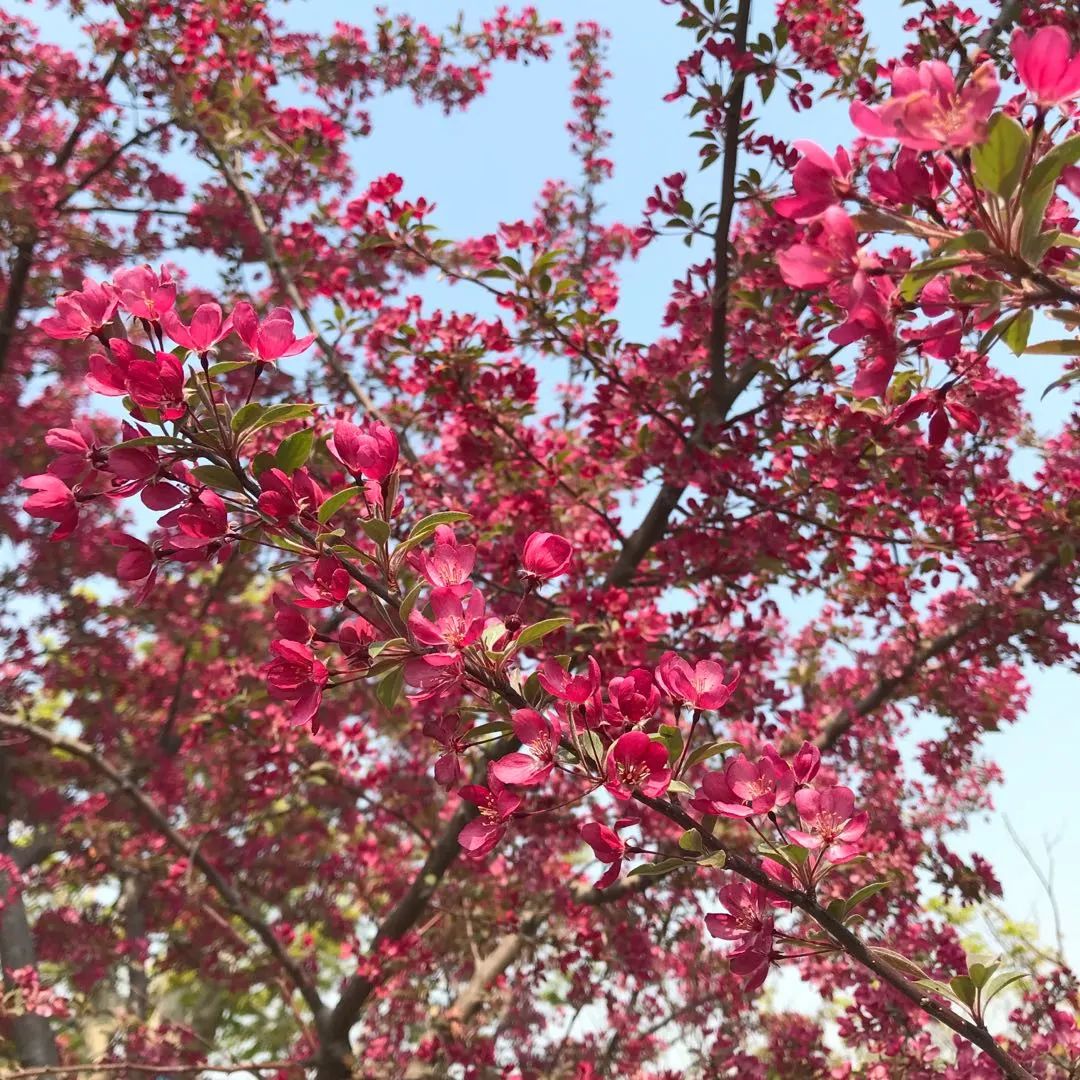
xmin=1019 ymin=134 xmax=1080 ymax=257
xmin=627 ymin=857 xmax=684 ymax=878
xmin=653 ymin=723 xmax=683 ymax=764
xmin=1002 ymin=308 xmax=1033 ymax=356
xmin=698 ymin=849 xmax=727 ymax=868
xmin=317 ymin=486 xmax=361 ymax=524
xmin=368 ymin=637 xmax=405 ymax=659
xmin=515 ymin=617 xmax=571 ymax=649
xmin=248 ymin=402 xmax=316 ymax=433
xmin=666 ymin=780 xmax=693 ymax=796
xmin=407 ymin=510 xmax=471 ymax=541
xmin=230 ymin=402 xmax=265 ymax=433
xmin=914 ymin=977 xmax=962 ymax=1003
xmin=463 ymin=720 xmax=514 ymax=745
xmin=1025 ymin=338 xmax=1080 ymax=355
xmin=982 ymin=970 xmax=1029 ymax=1005
xmin=207 ymin=360 xmax=252 ymax=376
xmin=576 ymin=730 xmax=607 ymax=770
xmin=375 ymin=666 xmax=404 ymax=710
xmin=949 ymin=974 xmax=977 ymax=1008
xmin=397 ymin=581 xmax=424 ymax=622
xmin=683 ymin=740 xmax=741 ymax=771
xmin=841 ymin=880 xmax=889 ymax=918
xmin=361 ymin=518 xmax=391 ymax=545
xmin=274 ymin=429 xmax=314 ymax=474
xmin=872 ymin=948 xmax=931 ymax=980
xmin=678 ymin=828 xmax=703 ymax=853
xmin=968 ymin=961 xmax=1000 ymax=989
xmin=1041 ymin=367 xmax=1080 ymax=399
xmin=110 ymin=434 xmax=185 ymax=450
xmin=192 ymin=464 xmax=245 ymax=493
xmin=971 ymin=113 xmax=1029 ymax=197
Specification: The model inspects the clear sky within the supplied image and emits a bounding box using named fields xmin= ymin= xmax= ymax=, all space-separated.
xmin=27 ymin=0 xmax=1077 ymax=976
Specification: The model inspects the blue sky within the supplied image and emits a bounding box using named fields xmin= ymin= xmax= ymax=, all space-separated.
xmin=28 ymin=0 xmax=1078 ymax=976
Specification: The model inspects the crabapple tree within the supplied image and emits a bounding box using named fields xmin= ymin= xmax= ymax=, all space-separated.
xmin=2 ymin=1 xmax=1080 ymax=1078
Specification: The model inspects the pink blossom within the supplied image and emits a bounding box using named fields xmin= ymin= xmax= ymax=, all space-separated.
xmin=491 ymin=708 xmax=562 ymax=786
xmin=520 ymin=531 xmax=574 ymax=580
xmin=273 ymin=596 xmax=314 ymax=643
xmin=263 ymin=639 xmax=329 ymax=730
xmin=404 ymin=652 xmax=464 ymax=702
xmin=232 ymin=302 xmax=315 ymax=362
xmin=655 ymin=651 xmax=738 ymax=711
xmin=161 ymin=490 xmax=230 ymax=550
xmin=850 ymin=61 xmax=999 ymax=151
xmin=109 ymin=532 xmax=157 ymax=599
xmin=40 ymin=278 xmax=118 ymax=341
xmin=891 ymin=389 xmax=980 ymax=447
xmin=257 ymin=468 xmax=325 ymax=525
xmin=113 ymin=264 xmax=177 ymax=320
xmin=604 ymin=730 xmax=671 ymax=800
xmin=126 ymin=351 xmax=187 ymax=420
xmin=161 ymin=303 xmax=233 ymax=352
xmin=538 ymin=656 xmax=601 ymax=704
xmin=458 ymin=777 xmax=521 ymax=858
xmin=787 ymin=785 xmax=869 ymax=864
xmin=409 ymin=587 xmax=486 ymax=650
xmin=337 ymin=617 xmax=378 ymax=667
xmin=423 ymin=714 xmax=470 ymax=788
xmin=607 ymin=668 xmax=660 ymax=724
xmin=705 ymin=882 xmax=785 ymax=993
xmin=792 ymin=741 xmax=821 ymax=785
xmin=774 ymin=142 xmax=852 ymax=221
xmin=777 ymin=207 xmax=864 ymax=289
xmin=412 ymin=525 xmax=475 ymax=593
xmin=45 ymin=423 xmax=104 ymax=484
xmin=291 ymin=556 xmax=351 ymax=608
xmin=690 ymin=752 xmax=794 ymax=819
xmin=1011 ymin=26 xmax=1080 ymax=108
xmin=327 ymin=419 xmax=399 ymax=481
xmin=21 ymin=474 xmax=78 ymax=540
xmin=579 ymin=817 xmax=636 ymax=889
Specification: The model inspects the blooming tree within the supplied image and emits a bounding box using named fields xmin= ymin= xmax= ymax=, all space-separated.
xmin=2 ymin=1 xmax=1079 ymax=1078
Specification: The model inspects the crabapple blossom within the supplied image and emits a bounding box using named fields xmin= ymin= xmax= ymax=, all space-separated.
xmin=655 ymin=651 xmax=738 ymax=710
xmin=520 ymin=530 xmax=574 ymax=580
xmin=39 ymin=278 xmax=117 ymax=340
xmin=604 ymin=730 xmax=672 ymax=800
xmin=787 ymin=785 xmax=869 ymax=864
xmin=691 ymin=752 xmax=795 ymax=819
xmin=1011 ymin=25 xmax=1080 ymax=108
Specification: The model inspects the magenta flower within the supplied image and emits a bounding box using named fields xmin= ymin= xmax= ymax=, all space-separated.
xmin=774 ymin=141 xmax=852 ymax=221
xmin=705 ymin=882 xmax=788 ymax=993
xmin=327 ymin=418 xmax=399 ymax=481
xmin=161 ymin=303 xmax=233 ymax=352
xmin=291 ymin=556 xmax=351 ymax=609
xmin=787 ymin=785 xmax=868 ymax=864
xmin=850 ymin=61 xmax=999 ymax=151
xmin=520 ymin=531 xmax=574 ymax=581
xmin=45 ymin=423 xmax=104 ymax=484
xmin=579 ymin=817 xmax=636 ymax=889
xmin=608 ymin=668 xmax=660 ymax=724
xmin=1011 ymin=26 xmax=1080 ymax=107
xmin=40 ymin=278 xmax=118 ymax=341
xmin=113 ymin=264 xmax=177 ymax=320
xmin=337 ymin=616 xmax=378 ymax=667
xmin=423 ymin=714 xmax=470 ymax=788
xmin=655 ymin=651 xmax=738 ymax=711
xmin=263 ymin=639 xmax=329 ymax=730
xmin=257 ymin=467 xmax=325 ymax=525
xmin=109 ymin=532 xmax=157 ymax=599
xmin=490 ymin=708 xmax=562 ymax=787
xmin=232 ymin=302 xmax=315 ymax=363
xmin=457 ymin=777 xmax=521 ymax=858
xmin=404 ymin=652 xmax=464 ymax=702
xmin=273 ymin=596 xmax=315 ymax=643
xmin=412 ymin=525 xmax=475 ymax=593
xmin=792 ymin=741 xmax=821 ymax=785
xmin=777 ymin=207 xmax=864 ymax=289
xmin=21 ymin=474 xmax=78 ymax=540
xmin=604 ymin=730 xmax=671 ymax=801
xmin=690 ymin=752 xmax=794 ymax=819
xmin=409 ymin=586 xmax=486 ymax=650
xmin=538 ymin=656 xmax=601 ymax=704
xmin=126 ymin=351 xmax=187 ymax=420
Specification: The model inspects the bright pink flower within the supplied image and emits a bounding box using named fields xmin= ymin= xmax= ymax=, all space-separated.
xmin=868 ymin=147 xmax=951 ymax=207
xmin=777 ymin=207 xmax=864 ymax=289
xmin=21 ymin=475 xmax=78 ymax=540
xmin=273 ymin=596 xmax=314 ymax=643
xmin=608 ymin=669 xmax=660 ymax=724
xmin=491 ymin=709 xmax=562 ymax=786
xmin=257 ymin=468 xmax=325 ymax=524
xmin=604 ymin=730 xmax=672 ymax=800
xmin=891 ymin=389 xmax=980 ymax=447
xmin=850 ymin=61 xmax=999 ymax=151
xmin=327 ymin=419 xmax=399 ymax=481
xmin=161 ymin=303 xmax=233 ymax=352
xmin=292 ymin=556 xmax=351 ymax=608
xmin=40 ymin=278 xmax=118 ymax=341
xmin=109 ymin=532 xmax=157 ymax=597
xmin=458 ymin=777 xmax=521 ymax=858
xmin=706 ymin=882 xmax=783 ymax=993
xmin=579 ymin=817 xmax=637 ymax=889
xmin=113 ymin=264 xmax=177 ymax=320
xmin=774 ymin=142 xmax=852 ymax=221
xmin=655 ymin=651 xmax=738 ymax=711
xmin=263 ymin=639 xmax=329 ymax=730
xmin=45 ymin=423 xmax=105 ymax=484
xmin=423 ymin=714 xmax=470 ymax=788
xmin=85 ymin=350 xmax=128 ymax=396
xmin=161 ymin=489 xmax=230 ymax=550
xmin=690 ymin=752 xmax=794 ymax=819
xmin=409 ymin=587 xmax=486 ymax=650
xmin=231 ymin=302 xmax=315 ymax=362
xmin=1011 ymin=26 xmax=1080 ymax=107
xmin=520 ymin=531 xmax=574 ymax=580
xmin=412 ymin=525 xmax=475 ymax=594
xmin=792 ymin=741 xmax=821 ymax=785
xmin=538 ymin=656 xmax=601 ymax=704
xmin=787 ymin=785 xmax=869 ymax=864
xmin=404 ymin=652 xmax=464 ymax=702
xmin=126 ymin=351 xmax=187 ymax=420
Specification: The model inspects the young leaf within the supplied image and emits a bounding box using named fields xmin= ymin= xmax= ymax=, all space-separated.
xmin=1019 ymin=134 xmax=1080 ymax=256
xmin=361 ymin=518 xmax=391 ymax=545
xmin=192 ymin=464 xmax=245 ymax=493
xmin=514 ymin=617 xmax=572 ymax=649
xmin=683 ymin=740 xmax=741 ymax=770
xmin=275 ymin=429 xmax=313 ymax=474
xmin=678 ymin=828 xmax=703 ymax=853
xmin=627 ymin=857 xmax=684 ymax=878
xmin=1002 ymin=308 xmax=1033 ymax=356
xmin=317 ymin=486 xmax=360 ymax=523
xmin=971 ymin=114 xmax=1029 ymax=197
